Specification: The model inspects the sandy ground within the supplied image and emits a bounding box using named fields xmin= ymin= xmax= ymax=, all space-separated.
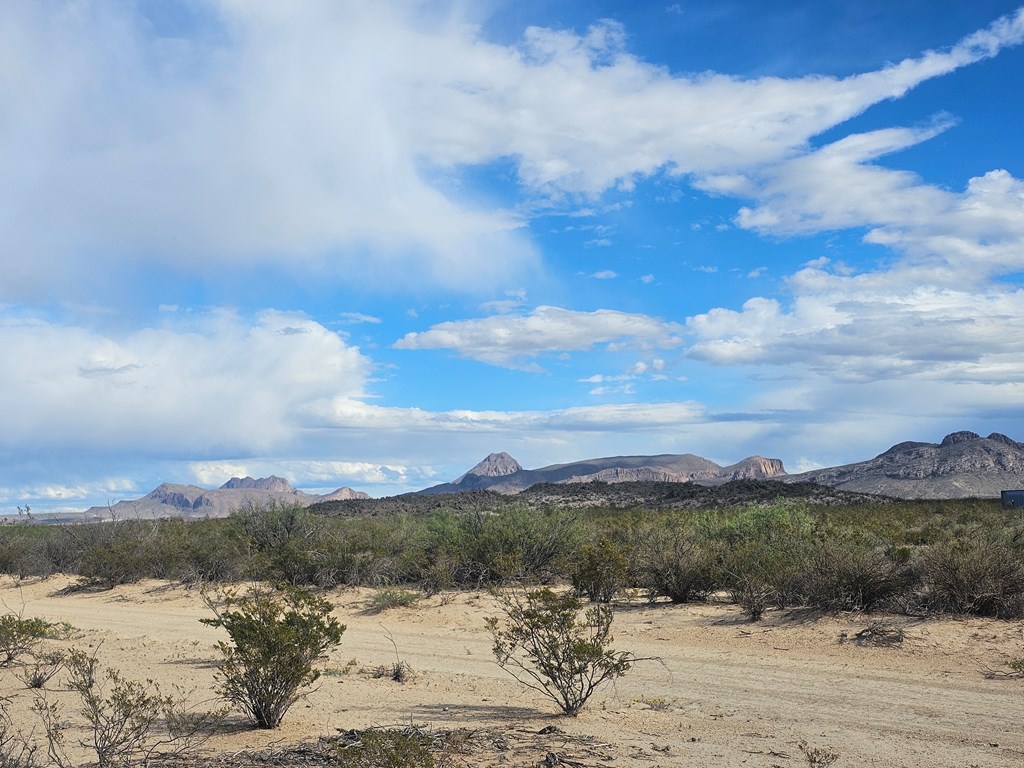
xmin=1 ymin=575 xmax=1023 ymax=767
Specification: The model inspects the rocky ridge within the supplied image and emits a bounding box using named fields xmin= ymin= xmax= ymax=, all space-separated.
xmin=785 ymin=431 xmax=1024 ymax=499
xmin=419 ymin=452 xmax=787 ymax=495
xmin=83 ymin=476 xmax=369 ymax=521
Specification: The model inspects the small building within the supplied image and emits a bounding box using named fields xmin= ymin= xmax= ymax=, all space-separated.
xmin=1000 ymin=490 xmax=1024 ymax=508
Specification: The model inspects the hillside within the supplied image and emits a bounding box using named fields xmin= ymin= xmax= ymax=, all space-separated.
xmin=419 ymin=451 xmax=786 ymax=494
xmin=786 ymin=431 xmax=1024 ymax=499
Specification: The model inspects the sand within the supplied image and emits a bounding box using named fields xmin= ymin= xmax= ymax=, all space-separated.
xmin=1 ymin=575 xmax=1022 ymax=767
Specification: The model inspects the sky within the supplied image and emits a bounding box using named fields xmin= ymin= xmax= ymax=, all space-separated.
xmin=3 ymin=0 xmax=1024 ymax=513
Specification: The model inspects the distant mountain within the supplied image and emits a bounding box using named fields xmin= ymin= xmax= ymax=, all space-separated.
xmin=419 ymin=452 xmax=786 ymax=495
xmin=785 ymin=431 xmax=1024 ymax=499
xmin=83 ymin=477 xmax=369 ymax=520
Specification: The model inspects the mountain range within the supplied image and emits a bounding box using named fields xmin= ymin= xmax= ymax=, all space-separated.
xmin=81 ymin=476 xmax=368 ymax=521
xmin=422 ymin=452 xmax=785 ymax=494
xmin=421 ymin=430 xmax=1024 ymax=500
xmin=75 ymin=430 xmax=1024 ymax=521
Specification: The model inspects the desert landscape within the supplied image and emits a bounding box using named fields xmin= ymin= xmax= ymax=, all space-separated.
xmin=2 ymin=575 xmax=1022 ymax=768
xmin=7 ymin=5 xmax=1024 ymax=767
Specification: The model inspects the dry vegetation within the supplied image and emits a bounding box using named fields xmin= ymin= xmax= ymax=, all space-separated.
xmin=0 ymin=490 xmax=1023 ymax=766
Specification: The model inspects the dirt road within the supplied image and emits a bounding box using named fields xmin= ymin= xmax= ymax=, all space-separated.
xmin=2 ymin=577 xmax=1022 ymax=767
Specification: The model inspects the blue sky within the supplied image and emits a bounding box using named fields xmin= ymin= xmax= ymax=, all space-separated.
xmin=3 ymin=1 xmax=1024 ymax=512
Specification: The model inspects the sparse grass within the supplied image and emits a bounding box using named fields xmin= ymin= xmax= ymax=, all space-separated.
xmin=634 ymin=695 xmax=672 ymax=711
xmin=798 ymin=740 xmax=840 ymax=767
xmin=366 ymin=587 xmax=422 ymax=614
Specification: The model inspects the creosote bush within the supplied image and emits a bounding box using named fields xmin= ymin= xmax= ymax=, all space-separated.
xmin=32 ymin=647 xmax=223 ymax=768
xmin=637 ymin=524 xmax=720 ymax=604
xmin=201 ymin=584 xmax=345 ymax=729
xmin=919 ymin=531 xmax=1024 ymax=617
xmin=572 ymin=536 xmax=627 ymax=603
xmin=0 ymin=615 xmax=54 ymax=667
xmin=486 ymin=588 xmax=639 ymax=716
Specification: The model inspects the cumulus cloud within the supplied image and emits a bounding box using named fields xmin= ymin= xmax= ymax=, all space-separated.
xmin=4 ymin=2 xmax=1022 ymax=299
xmin=393 ymin=306 xmax=685 ymax=368
xmin=0 ymin=309 xmax=370 ymax=454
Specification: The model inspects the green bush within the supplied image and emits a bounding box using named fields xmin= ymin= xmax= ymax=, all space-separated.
xmin=366 ymin=587 xmax=421 ymax=613
xmin=572 ymin=536 xmax=628 ymax=603
xmin=710 ymin=505 xmax=816 ymax=616
xmin=201 ymin=585 xmax=345 ymax=728
xmin=919 ymin=532 xmax=1024 ymax=617
xmin=0 ymin=615 xmax=54 ymax=666
xmin=486 ymin=588 xmax=638 ymax=716
xmin=230 ymin=503 xmax=328 ymax=586
xmin=801 ymin=538 xmax=914 ymax=612
xmin=637 ymin=523 xmax=720 ymax=603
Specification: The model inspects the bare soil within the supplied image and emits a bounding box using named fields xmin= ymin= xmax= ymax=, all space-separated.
xmin=2 ymin=576 xmax=1023 ymax=767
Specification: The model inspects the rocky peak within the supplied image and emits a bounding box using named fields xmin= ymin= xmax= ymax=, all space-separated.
xmin=727 ymin=456 xmax=786 ymax=480
xmin=219 ymin=475 xmax=294 ymax=492
xmin=940 ymin=431 xmax=981 ymax=447
xmin=987 ymin=432 xmax=1023 ymax=449
xmin=456 ymin=452 xmax=523 ymax=483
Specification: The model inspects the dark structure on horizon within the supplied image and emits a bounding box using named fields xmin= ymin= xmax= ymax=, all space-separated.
xmin=1001 ymin=490 xmax=1024 ymax=508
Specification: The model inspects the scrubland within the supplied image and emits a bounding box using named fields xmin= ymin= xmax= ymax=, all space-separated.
xmin=0 ymin=497 xmax=1022 ymax=766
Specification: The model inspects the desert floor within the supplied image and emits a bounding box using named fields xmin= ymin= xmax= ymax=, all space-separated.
xmin=2 ymin=576 xmax=1023 ymax=767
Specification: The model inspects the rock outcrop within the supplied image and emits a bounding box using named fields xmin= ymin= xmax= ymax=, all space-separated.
xmin=219 ymin=475 xmax=294 ymax=492
xmin=786 ymin=431 xmax=1024 ymax=499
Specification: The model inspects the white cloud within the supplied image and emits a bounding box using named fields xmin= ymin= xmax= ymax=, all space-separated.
xmin=590 ymin=270 xmax=618 ymax=279
xmin=4 ymin=3 xmax=1022 ymax=299
xmin=393 ymin=306 xmax=685 ymax=368
xmin=0 ymin=309 xmax=370 ymax=454
xmin=339 ymin=312 xmax=383 ymax=325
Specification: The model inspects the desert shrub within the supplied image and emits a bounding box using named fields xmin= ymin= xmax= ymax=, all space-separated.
xmin=0 ymin=699 xmax=44 ymax=768
xmin=75 ymin=519 xmax=165 ymax=587
xmin=798 ymin=740 xmax=840 ymax=768
xmin=486 ymin=588 xmax=638 ymax=716
xmin=710 ymin=504 xmax=816 ymax=615
xmin=230 ymin=503 xmax=328 ymax=586
xmin=800 ymin=537 xmax=915 ymax=612
xmin=572 ymin=536 xmax=628 ymax=603
xmin=21 ymin=651 xmax=64 ymax=689
xmin=34 ymin=648 xmax=222 ymax=768
xmin=366 ymin=587 xmax=421 ymax=613
xmin=312 ymin=516 xmax=418 ymax=588
xmin=0 ymin=615 xmax=54 ymax=666
xmin=65 ymin=650 xmax=170 ymax=768
xmin=636 ymin=523 xmax=720 ymax=603
xmin=0 ymin=531 xmax=54 ymax=580
xmin=201 ymin=585 xmax=345 ymax=728
xmin=147 ymin=518 xmax=247 ymax=585
xmin=919 ymin=531 xmax=1024 ymax=617
xmin=329 ymin=728 xmax=438 ymax=768
xmin=437 ymin=508 xmax=584 ymax=586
